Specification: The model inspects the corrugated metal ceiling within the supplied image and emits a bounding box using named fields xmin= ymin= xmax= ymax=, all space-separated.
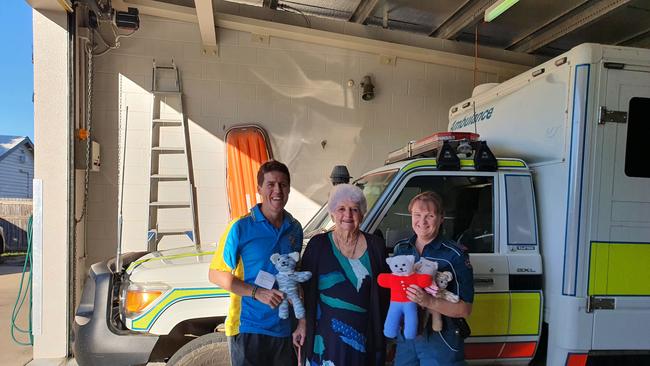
xmin=156 ymin=0 xmax=650 ymax=57
xmin=366 ymin=0 xmax=467 ymax=34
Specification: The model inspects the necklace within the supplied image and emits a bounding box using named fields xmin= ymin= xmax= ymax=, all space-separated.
xmin=335 ymin=232 xmax=360 ymax=258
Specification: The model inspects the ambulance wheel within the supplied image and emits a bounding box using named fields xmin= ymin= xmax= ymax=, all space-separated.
xmin=166 ymin=332 xmax=229 ymax=366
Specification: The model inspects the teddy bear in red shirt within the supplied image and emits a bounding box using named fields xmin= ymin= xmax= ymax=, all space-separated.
xmin=378 ymin=255 xmax=432 ymax=339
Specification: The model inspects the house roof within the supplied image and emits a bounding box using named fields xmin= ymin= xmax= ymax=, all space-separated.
xmin=0 ymin=135 xmax=34 ymax=163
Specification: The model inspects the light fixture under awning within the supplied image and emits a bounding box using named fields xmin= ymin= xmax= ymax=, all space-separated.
xmin=484 ymin=0 xmax=520 ymax=22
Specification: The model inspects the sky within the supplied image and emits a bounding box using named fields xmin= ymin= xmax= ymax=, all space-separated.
xmin=0 ymin=1 xmax=34 ymax=140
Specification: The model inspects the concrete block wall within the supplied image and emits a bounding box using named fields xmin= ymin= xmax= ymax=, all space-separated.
xmin=87 ymin=15 xmax=510 ymax=261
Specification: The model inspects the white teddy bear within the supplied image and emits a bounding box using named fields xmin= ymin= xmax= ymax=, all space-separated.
xmin=269 ymin=252 xmax=312 ymax=319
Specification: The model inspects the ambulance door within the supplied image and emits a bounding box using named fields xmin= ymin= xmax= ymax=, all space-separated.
xmin=499 ymin=173 xmax=543 ymax=361
xmin=589 ymin=65 xmax=650 ymax=350
xmin=368 ymin=170 xmax=511 ymax=362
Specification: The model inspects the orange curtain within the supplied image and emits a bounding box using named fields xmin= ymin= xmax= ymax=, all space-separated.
xmin=226 ymin=127 xmax=271 ymax=220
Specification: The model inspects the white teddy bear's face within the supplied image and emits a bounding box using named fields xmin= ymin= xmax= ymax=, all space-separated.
xmin=386 ymin=255 xmax=415 ymax=276
xmin=414 ymin=258 xmax=438 ymax=275
xmin=270 ymin=252 xmax=300 ymax=273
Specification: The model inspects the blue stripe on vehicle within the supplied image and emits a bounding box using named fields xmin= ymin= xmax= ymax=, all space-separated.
xmin=562 ymin=64 xmax=590 ymax=296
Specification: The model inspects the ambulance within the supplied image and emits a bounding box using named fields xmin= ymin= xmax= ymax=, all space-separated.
xmin=446 ymin=43 xmax=650 ymax=365
xmin=73 ymin=43 xmax=650 ymax=365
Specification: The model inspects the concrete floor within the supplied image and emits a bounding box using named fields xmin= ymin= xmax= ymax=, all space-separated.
xmin=0 ymin=261 xmax=33 ymax=366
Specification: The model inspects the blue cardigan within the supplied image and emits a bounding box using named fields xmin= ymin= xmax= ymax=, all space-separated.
xmin=300 ymin=231 xmax=390 ymax=366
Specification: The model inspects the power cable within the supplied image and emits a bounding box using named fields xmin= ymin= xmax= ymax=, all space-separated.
xmin=11 ymin=216 xmax=33 ymax=346
xmin=278 ymin=4 xmax=312 ymax=28
xmin=75 ymin=40 xmax=94 ymax=226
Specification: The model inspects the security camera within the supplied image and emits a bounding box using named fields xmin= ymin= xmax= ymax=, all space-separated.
xmin=360 ymin=75 xmax=375 ymax=101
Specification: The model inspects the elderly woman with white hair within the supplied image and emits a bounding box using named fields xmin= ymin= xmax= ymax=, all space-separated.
xmin=292 ymin=184 xmax=389 ymax=366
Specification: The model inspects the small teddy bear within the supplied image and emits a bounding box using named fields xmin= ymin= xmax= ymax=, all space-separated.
xmin=270 ymin=252 xmax=312 ymax=319
xmin=378 ymin=255 xmax=432 ymax=339
xmin=431 ymin=271 xmax=459 ymax=303
xmin=424 ymin=270 xmax=459 ymax=331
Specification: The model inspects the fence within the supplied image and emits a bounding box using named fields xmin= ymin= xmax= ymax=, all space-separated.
xmin=0 ymin=198 xmax=33 ymax=253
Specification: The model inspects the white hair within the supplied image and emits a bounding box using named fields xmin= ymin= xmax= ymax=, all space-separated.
xmin=327 ymin=184 xmax=367 ymax=216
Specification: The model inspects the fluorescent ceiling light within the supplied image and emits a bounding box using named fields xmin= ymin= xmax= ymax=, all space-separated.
xmin=484 ymin=0 xmax=520 ymax=22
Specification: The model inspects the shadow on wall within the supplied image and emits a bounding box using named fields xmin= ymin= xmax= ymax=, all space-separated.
xmin=86 ymin=19 xmax=491 ymax=263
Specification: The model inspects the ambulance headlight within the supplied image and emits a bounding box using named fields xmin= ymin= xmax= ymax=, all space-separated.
xmin=121 ymin=282 xmax=169 ymax=317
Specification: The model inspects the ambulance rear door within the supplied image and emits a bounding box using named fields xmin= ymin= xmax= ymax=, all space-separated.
xmin=588 ymin=64 xmax=650 ymax=350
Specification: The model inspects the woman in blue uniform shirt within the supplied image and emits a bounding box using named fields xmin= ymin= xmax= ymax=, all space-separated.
xmin=392 ymin=191 xmax=474 ymax=366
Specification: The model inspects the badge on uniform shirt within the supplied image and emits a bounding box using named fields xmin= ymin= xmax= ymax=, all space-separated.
xmin=288 ymin=234 xmax=298 ymax=251
xmin=254 ymin=270 xmax=276 ymax=289
xmin=465 ymin=258 xmax=473 ymax=269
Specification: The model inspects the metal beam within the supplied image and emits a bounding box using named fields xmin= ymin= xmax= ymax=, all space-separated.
xmin=616 ymin=26 xmax=650 ymax=47
xmin=113 ymin=0 xmax=536 ymax=76
xmin=349 ymin=0 xmax=380 ymax=24
xmin=194 ymin=0 xmax=218 ymax=56
xmin=113 ymin=0 xmax=197 ymax=22
xmin=430 ymin=0 xmax=494 ymax=39
xmin=508 ymin=0 xmax=631 ymax=53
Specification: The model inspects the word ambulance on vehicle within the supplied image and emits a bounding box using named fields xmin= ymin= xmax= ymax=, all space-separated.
xmin=447 ymin=43 xmax=650 ymax=365
xmin=72 ymin=43 xmax=649 ymax=366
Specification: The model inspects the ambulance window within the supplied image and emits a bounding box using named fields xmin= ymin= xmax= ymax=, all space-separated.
xmin=303 ymin=169 xmax=397 ymax=240
xmin=303 ymin=204 xmax=334 ymax=240
xmin=356 ymin=169 xmax=398 ymax=212
xmin=625 ymin=97 xmax=650 ymax=178
xmin=505 ymin=175 xmax=537 ymax=246
xmin=376 ymin=175 xmax=494 ymax=253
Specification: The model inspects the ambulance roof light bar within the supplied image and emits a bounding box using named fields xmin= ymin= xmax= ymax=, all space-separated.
xmin=384 ymin=132 xmax=497 ymax=171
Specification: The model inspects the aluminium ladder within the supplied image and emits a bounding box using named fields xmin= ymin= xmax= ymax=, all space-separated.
xmin=147 ymin=59 xmax=199 ymax=251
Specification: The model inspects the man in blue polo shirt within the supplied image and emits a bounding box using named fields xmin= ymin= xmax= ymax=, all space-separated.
xmin=209 ymin=160 xmax=303 ymax=366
